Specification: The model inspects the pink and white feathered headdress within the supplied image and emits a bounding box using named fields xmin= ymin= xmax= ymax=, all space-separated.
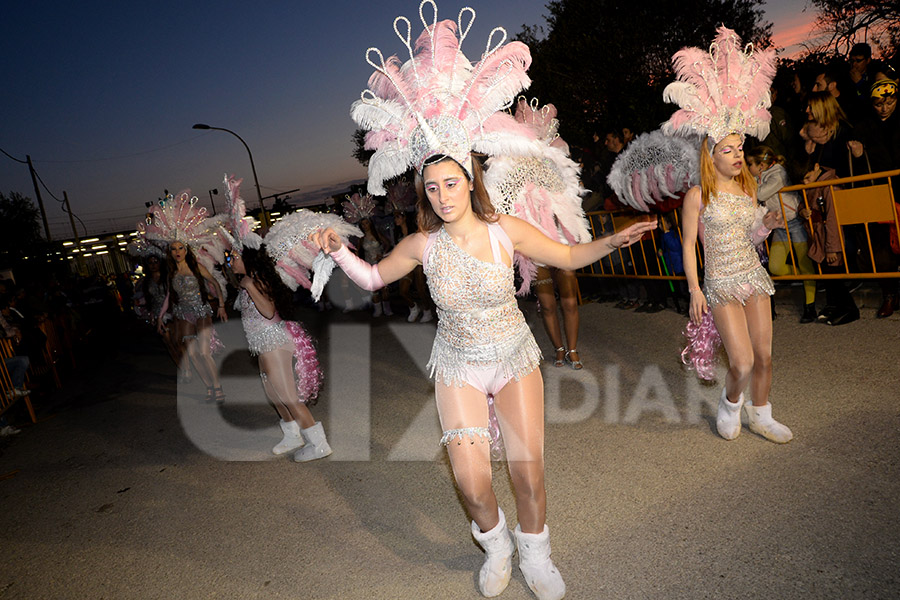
xmin=484 ymin=97 xmax=590 ymax=294
xmin=132 ymin=191 xmax=230 ymax=292
xmin=221 ymin=173 xmax=263 ymax=251
xmin=341 ymin=192 xmax=377 ymax=224
xmin=662 ymin=26 xmax=776 ymax=146
xmin=351 ymin=0 xmax=540 ymax=194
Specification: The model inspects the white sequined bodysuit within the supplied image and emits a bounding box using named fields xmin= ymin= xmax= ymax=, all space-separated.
xmin=235 ymin=289 xmax=292 ymax=356
xmin=171 ymin=273 xmax=213 ymax=323
xmin=701 ymin=191 xmax=775 ymax=307
xmin=424 ymin=222 xmax=541 ymax=389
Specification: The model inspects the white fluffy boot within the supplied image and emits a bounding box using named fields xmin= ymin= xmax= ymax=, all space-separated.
xmin=382 ymin=301 xmax=393 ymax=316
xmin=272 ymin=419 xmax=304 ymax=455
xmin=420 ymin=308 xmax=434 ymax=323
xmin=471 ymin=507 xmax=516 ymax=597
xmin=745 ymin=403 xmax=793 ymax=443
xmin=293 ymin=422 xmax=333 ymax=462
xmin=514 ymin=524 xmax=565 ymax=600
xmin=716 ymin=388 xmax=744 ymax=440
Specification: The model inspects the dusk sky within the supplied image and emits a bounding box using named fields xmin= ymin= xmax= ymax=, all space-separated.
xmin=2 ymin=0 xmax=816 ymax=239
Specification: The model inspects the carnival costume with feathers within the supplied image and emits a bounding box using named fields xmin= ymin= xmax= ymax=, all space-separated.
xmin=484 ymin=97 xmax=591 ymax=294
xmin=349 ymin=1 xmax=548 ymax=459
xmin=607 ymin=130 xmax=701 ymax=213
xmin=661 ymin=26 xmax=777 ymax=381
xmin=221 ymin=174 xmax=361 ymax=403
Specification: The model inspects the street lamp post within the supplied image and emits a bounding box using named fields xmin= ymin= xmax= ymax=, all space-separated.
xmin=208 ymin=188 xmax=218 ymax=215
xmin=192 ymin=123 xmax=267 ymax=227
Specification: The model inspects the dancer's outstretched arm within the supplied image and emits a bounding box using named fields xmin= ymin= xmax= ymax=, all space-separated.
xmin=309 ymin=228 xmax=425 ymax=290
xmin=157 ymin=292 xmax=170 ymax=335
xmin=499 ymin=214 xmax=657 ymax=271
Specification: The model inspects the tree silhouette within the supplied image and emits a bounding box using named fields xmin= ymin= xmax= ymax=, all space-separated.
xmin=0 ymin=191 xmax=43 ymax=263
xmin=516 ymin=0 xmax=772 ymax=146
xmin=808 ymin=0 xmax=900 ymax=57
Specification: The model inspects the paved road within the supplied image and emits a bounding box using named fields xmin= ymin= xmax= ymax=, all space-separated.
xmin=1 ymin=293 xmax=898 ymax=599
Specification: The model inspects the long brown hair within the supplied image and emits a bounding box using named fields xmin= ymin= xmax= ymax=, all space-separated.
xmin=807 ymin=90 xmax=848 ymax=134
xmin=699 ymin=135 xmax=757 ymax=206
xmin=166 ymin=243 xmax=209 ymax=307
xmin=241 ymin=246 xmax=294 ymax=320
xmin=414 ymin=155 xmax=497 ymax=233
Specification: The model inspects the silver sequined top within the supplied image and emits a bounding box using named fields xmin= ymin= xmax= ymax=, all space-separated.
xmin=424 ymin=224 xmax=541 ymax=387
xmin=701 ymin=191 xmax=774 ymax=307
xmin=172 ymin=273 xmax=213 ymax=323
xmin=235 ymin=289 xmax=292 ymax=356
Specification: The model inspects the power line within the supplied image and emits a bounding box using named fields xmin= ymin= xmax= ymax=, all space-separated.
xmin=0 ymin=146 xmax=28 ymax=164
xmin=27 ymin=134 xmax=208 ymax=164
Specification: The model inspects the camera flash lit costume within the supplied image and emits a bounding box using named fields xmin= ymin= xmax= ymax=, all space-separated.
xmin=335 ymin=3 xmax=566 ymax=598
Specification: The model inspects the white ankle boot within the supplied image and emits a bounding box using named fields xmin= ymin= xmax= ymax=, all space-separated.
xmin=420 ymin=308 xmax=433 ymax=323
xmin=471 ymin=507 xmax=515 ymax=597
xmin=407 ymin=303 xmax=421 ymax=322
xmin=273 ymin=419 xmax=304 ymax=455
xmin=293 ymin=422 xmax=332 ymax=462
xmin=745 ymin=403 xmax=793 ymax=443
xmin=373 ymin=303 xmax=383 ymax=317
xmin=716 ymin=388 xmax=744 ymax=440
xmin=382 ymin=301 xmax=393 ymax=316
xmin=514 ymin=524 xmax=565 ymax=600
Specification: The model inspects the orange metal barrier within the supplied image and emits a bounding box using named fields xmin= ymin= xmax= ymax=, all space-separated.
xmin=578 ymin=169 xmax=900 ymax=282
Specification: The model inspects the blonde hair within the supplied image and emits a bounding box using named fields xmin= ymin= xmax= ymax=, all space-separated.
xmin=807 ymin=90 xmax=848 ymax=134
xmin=699 ymin=135 xmax=757 ymax=206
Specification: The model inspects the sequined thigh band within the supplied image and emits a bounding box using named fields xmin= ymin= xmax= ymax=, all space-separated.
xmin=440 ymin=427 xmax=491 ymax=446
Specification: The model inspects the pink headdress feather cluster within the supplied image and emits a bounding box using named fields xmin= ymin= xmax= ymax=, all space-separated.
xmin=662 ymin=26 xmax=776 ymax=146
xmin=341 ymin=192 xmax=377 ymax=224
xmin=352 ymin=0 xmax=541 ymax=194
xmin=131 ymin=191 xmax=231 ymax=292
xmin=484 ymin=97 xmax=590 ymax=294
xmin=607 ymin=130 xmax=701 ymax=212
xmin=222 ymin=174 xmax=262 ymax=251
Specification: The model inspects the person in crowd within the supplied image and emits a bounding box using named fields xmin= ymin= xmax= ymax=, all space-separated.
xmin=812 ymin=64 xmax=862 ymax=123
xmin=134 ymin=255 xmax=186 ymax=379
xmin=848 ymin=78 xmax=900 ymax=317
xmin=747 ymin=145 xmax=817 ymax=322
xmin=390 ymin=209 xmax=434 ymax=323
xmin=848 ymin=43 xmax=873 ymax=100
xmin=800 ymin=91 xmax=861 ymax=325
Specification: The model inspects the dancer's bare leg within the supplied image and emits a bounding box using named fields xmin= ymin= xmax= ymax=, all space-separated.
xmin=535 ymin=267 xmax=565 ymax=365
xmin=742 ymin=292 xmax=773 ymax=407
xmin=193 ymin=316 xmax=220 ymax=389
xmin=259 ymin=347 xmax=315 ymax=428
xmin=493 ymin=368 xmax=547 ymax=534
xmin=177 ymin=320 xmax=212 ymax=388
xmin=435 ymin=382 xmax=498 ymax=532
xmin=554 ymin=269 xmax=581 ymax=363
xmin=710 ymin=301 xmax=754 ymax=403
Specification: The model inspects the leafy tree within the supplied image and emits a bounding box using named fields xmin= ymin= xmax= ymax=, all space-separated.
xmin=352 ymin=128 xmax=374 ymax=167
xmin=808 ymin=0 xmax=900 ymax=57
xmin=0 ymin=191 xmax=43 ymax=262
xmin=516 ymin=0 xmax=771 ymax=146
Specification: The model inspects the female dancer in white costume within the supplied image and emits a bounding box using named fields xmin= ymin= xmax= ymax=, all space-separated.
xmin=667 ymin=27 xmax=793 ymax=443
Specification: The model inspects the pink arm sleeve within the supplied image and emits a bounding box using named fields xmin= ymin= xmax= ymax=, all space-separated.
xmin=331 ymin=246 xmax=385 ymax=291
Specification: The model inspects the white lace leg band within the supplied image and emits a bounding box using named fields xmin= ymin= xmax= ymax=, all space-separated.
xmin=440 ymin=427 xmax=491 ymax=446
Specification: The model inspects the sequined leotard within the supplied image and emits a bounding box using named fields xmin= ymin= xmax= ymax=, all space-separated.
xmin=423 ymin=222 xmax=541 ymax=390
xmin=171 ymin=273 xmax=214 ymax=323
xmin=701 ymin=191 xmax=775 ymax=307
xmin=235 ymin=289 xmax=292 ymax=356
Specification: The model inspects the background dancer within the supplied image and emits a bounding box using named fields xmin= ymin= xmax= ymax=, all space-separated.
xmin=669 ymin=27 xmax=793 ymax=443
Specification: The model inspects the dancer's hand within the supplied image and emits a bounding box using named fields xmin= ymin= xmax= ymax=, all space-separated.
xmin=217 ymin=306 xmax=228 ymax=322
xmin=156 ymin=317 xmax=166 ymax=335
xmin=762 ymin=210 xmax=783 ymax=230
xmin=607 ymin=218 xmax=658 ymax=250
xmin=308 ymin=228 xmax=343 ymax=254
xmin=689 ymin=288 xmax=708 ymax=325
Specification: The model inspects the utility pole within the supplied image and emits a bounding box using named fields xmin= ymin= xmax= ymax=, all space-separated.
xmin=64 ymin=191 xmax=84 ymax=273
xmin=26 ymin=155 xmax=52 ymax=241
